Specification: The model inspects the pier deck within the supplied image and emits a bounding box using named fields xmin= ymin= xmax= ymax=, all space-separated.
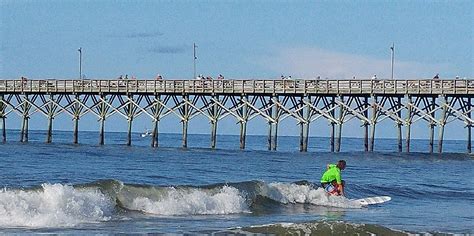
xmin=2 ymin=79 xmax=474 ymax=95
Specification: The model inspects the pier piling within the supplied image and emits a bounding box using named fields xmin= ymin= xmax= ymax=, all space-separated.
xmin=182 ymin=95 xmax=189 ymax=148
xmin=126 ymin=95 xmax=133 ymax=146
xmin=0 ymin=94 xmax=5 ymax=142
xmin=429 ymin=97 xmax=436 ymax=153
xmin=99 ymin=95 xmax=106 ymax=145
xmin=330 ymin=96 xmax=336 ymax=152
xmin=363 ymin=96 xmax=370 ymax=151
xmin=438 ymin=95 xmax=447 ymax=153
xmin=397 ymin=96 xmax=403 ymax=152
xmin=239 ymin=96 xmax=249 ymax=149
xmin=468 ymin=98 xmax=472 ymax=153
xmin=1 ymin=116 xmax=5 ymax=142
xmin=405 ymin=95 xmax=412 ymax=152
xmin=210 ymin=95 xmax=219 ymax=149
xmin=151 ymin=95 xmax=162 ymax=148
xmin=299 ymin=97 xmax=310 ymax=152
xmin=270 ymin=96 xmax=279 ymax=150
xmin=369 ymin=96 xmax=377 ymax=151
xmin=72 ymin=94 xmax=80 ymax=144
xmin=267 ymin=97 xmax=273 ymax=150
xmin=335 ymin=96 xmax=344 ymax=152
xmin=20 ymin=95 xmax=31 ymax=143
xmin=73 ymin=117 xmax=79 ymax=144
xmin=46 ymin=95 xmax=54 ymax=143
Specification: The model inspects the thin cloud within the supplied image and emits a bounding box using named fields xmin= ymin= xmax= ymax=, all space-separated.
xmin=149 ymin=46 xmax=186 ymax=54
xmin=258 ymin=47 xmax=451 ymax=79
xmin=108 ymin=31 xmax=164 ymax=38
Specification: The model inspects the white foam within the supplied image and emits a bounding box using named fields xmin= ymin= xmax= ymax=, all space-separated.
xmin=0 ymin=183 xmax=114 ymax=228
xmin=128 ymin=186 xmax=249 ymax=215
xmin=264 ymin=182 xmax=362 ymax=208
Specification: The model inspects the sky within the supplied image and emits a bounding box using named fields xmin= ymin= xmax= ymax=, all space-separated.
xmin=0 ymin=0 xmax=473 ymax=142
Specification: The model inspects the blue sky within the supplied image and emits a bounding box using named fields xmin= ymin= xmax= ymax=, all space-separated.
xmin=0 ymin=1 xmax=473 ymax=142
xmin=1 ymin=0 xmax=472 ymax=80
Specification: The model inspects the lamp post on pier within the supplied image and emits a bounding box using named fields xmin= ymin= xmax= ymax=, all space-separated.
xmin=193 ymin=43 xmax=197 ymax=79
xmin=78 ymin=47 xmax=82 ymax=80
xmin=390 ymin=43 xmax=394 ymax=80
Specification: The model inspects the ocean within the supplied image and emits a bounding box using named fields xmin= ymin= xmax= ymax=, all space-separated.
xmin=1 ymin=130 xmax=473 ymax=235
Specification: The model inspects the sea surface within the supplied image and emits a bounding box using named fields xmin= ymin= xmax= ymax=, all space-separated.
xmin=1 ymin=130 xmax=473 ymax=235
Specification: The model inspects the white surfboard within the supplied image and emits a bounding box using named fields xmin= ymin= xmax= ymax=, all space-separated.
xmin=351 ymin=196 xmax=391 ymax=206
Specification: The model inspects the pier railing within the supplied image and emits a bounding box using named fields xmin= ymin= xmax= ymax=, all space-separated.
xmin=1 ymin=79 xmax=474 ymax=95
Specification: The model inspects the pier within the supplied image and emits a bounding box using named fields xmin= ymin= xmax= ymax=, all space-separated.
xmin=0 ymin=79 xmax=473 ymax=153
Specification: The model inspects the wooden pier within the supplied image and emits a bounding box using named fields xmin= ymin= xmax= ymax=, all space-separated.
xmin=0 ymin=78 xmax=473 ymax=152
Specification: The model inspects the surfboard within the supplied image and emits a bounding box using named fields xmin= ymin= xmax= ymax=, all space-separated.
xmin=351 ymin=196 xmax=391 ymax=206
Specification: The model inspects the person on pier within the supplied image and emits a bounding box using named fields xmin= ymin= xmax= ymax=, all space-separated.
xmin=320 ymin=160 xmax=346 ymax=196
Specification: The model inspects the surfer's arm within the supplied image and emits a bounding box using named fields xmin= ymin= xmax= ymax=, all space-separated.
xmin=338 ymin=184 xmax=345 ymax=196
xmin=335 ymin=173 xmax=344 ymax=196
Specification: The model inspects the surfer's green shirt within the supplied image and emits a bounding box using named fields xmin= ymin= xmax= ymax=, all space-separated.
xmin=320 ymin=164 xmax=342 ymax=184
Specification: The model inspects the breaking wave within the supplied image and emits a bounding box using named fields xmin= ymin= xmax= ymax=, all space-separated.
xmin=0 ymin=179 xmax=366 ymax=228
xmin=0 ymin=183 xmax=113 ymax=228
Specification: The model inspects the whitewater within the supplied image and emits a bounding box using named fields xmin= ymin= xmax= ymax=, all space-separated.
xmin=0 ymin=180 xmax=368 ymax=228
xmin=1 ymin=131 xmax=473 ymax=234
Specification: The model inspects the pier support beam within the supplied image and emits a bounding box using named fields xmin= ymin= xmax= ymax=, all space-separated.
xmin=267 ymin=100 xmax=273 ymax=151
xmin=397 ymin=96 xmax=403 ymax=152
xmin=1 ymin=116 xmax=5 ymax=143
xmin=151 ymin=118 xmax=159 ymax=148
xmin=363 ymin=96 xmax=369 ymax=152
xmin=369 ymin=96 xmax=377 ymax=151
xmin=468 ymin=98 xmax=472 ymax=153
xmin=20 ymin=95 xmax=30 ymax=143
xmin=239 ymin=95 xmax=249 ymax=149
xmin=99 ymin=95 xmax=106 ymax=145
xmin=73 ymin=95 xmax=80 ymax=144
xmin=210 ymin=95 xmax=219 ymax=149
xmin=73 ymin=117 xmax=79 ymax=144
xmin=428 ymin=97 xmax=436 ymax=153
xmin=438 ymin=95 xmax=447 ymax=153
xmin=267 ymin=96 xmax=278 ymax=151
xmin=46 ymin=95 xmax=54 ymax=143
xmin=126 ymin=95 xmax=133 ymax=146
xmin=0 ymin=95 xmax=6 ymax=142
xmin=182 ymin=95 xmax=189 ymax=148
xmin=330 ymin=96 xmax=336 ymax=152
xmin=405 ymin=95 xmax=412 ymax=152
xmin=151 ymin=95 xmax=161 ymax=148
xmin=299 ymin=97 xmax=310 ymax=152
xmin=335 ymin=96 xmax=344 ymax=152
xmin=210 ymin=119 xmax=217 ymax=149
xmin=24 ymin=116 xmax=29 ymax=142
xmin=270 ymin=96 xmax=279 ymax=150
xmin=20 ymin=116 xmax=25 ymax=142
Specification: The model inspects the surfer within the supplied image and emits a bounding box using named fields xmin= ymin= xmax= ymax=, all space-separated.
xmin=320 ymin=160 xmax=346 ymax=196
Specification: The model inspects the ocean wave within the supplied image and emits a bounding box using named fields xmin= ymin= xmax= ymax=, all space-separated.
xmin=0 ymin=183 xmax=113 ymax=228
xmin=0 ymin=180 xmax=368 ymax=228
xmin=261 ymin=182 xmax=361 ymax=208
xmin=226 ymin=221 xmax=410 ymax=235
xmin=121 ymin=185 xmax=249 ymax=215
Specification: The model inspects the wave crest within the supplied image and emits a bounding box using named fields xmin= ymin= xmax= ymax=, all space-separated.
xmin=125 ymin=185 xmax=249 ymax=215
xmin=0 ymin=183 xmax=114 ymax=228
xmin=0 ymin=180 xmax=367 ymax=228
xmin=263 ymin=182 xmax=362 ymax=208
